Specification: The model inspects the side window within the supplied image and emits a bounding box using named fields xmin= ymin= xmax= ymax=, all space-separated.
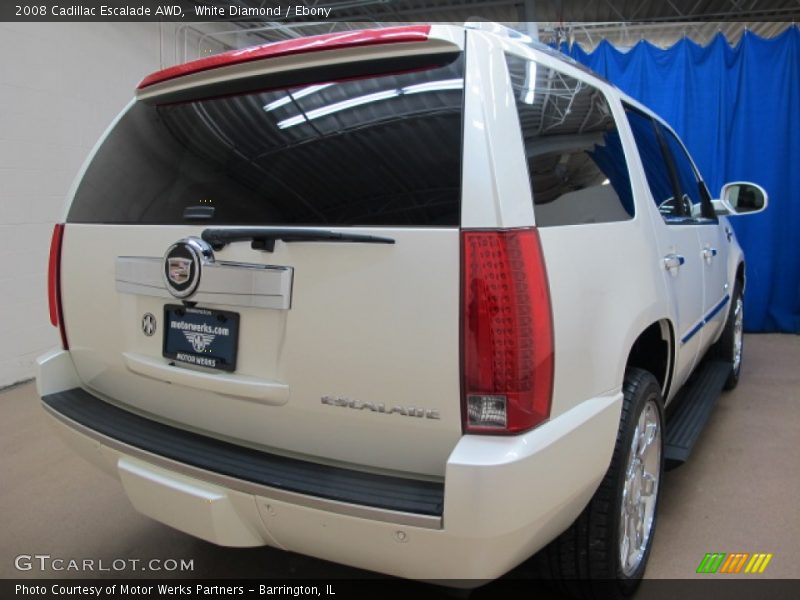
xmin=504 ymin=53 xmax=634 ymax=227
xmin=625 ymin=105 xmax=714 ymax=223
xmin=656 ymin=123 xmax=712 ymax=220
xmin=624 ymin=108 xmax=679 ymax=218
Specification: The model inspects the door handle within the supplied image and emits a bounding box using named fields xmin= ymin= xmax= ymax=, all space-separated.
xmin=663 ymin=254 xmax=685 ymax=274
xmin=702 ymin=246 xmax=718 ymax=263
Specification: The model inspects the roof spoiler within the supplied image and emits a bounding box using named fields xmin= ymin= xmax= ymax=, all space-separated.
xmin=137 ymin=25 xmax=432 ymax=91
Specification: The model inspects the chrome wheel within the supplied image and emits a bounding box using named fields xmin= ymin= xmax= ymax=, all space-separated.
xmin=732 ymin=296 xmax=744 ymax=373
xmin=619 ymin=398 xmax=661 ymax=576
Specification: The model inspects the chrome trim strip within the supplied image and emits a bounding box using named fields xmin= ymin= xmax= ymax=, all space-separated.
xmin=705 ymin=293 xmax=731 ymax=323
xmin=116 ymin=256 xmax=293 ymax=310
xmin=680 ymin=294 xmax=730 ymax=345
xmin=43 ymin=402 xmax=443 ymax=530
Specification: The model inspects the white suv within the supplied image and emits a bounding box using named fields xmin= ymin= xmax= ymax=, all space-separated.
xmin=38 ymin=23 xmax=767 ymax=597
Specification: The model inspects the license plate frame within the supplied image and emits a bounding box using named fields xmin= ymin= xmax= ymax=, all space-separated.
xmin=162 ymin=304 xmax=239 ymax=372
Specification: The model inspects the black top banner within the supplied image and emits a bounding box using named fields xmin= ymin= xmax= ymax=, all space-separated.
xmin=4 ymin=578 xmax=800 ymax=600
xmin=3 ymin=0 xmax=799 ymax=22
xmin=2 ymin=1 xmax=345 ymax=22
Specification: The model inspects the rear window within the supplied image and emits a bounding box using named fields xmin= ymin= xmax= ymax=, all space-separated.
xmin=68 ymin=53 xmax=464 ymax=226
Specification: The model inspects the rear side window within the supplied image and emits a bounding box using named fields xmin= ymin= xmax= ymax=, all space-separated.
xmin=625 ymin=106 xmax=714 ymax=222
xmin=657 ymin=124 xmax=703 ymax=208
xmin=68 ymin=53 xmax=465 ymax=226
xmin=656 ymin=122 xmax=715 ymax=220
xmin=625 ymin=109 xmax=676 ymax=213
xmin=504 ymin=53 xmax=634 ymax=227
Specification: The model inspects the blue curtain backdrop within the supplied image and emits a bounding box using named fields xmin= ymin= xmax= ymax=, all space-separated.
xmin=564 ymin=27 xmax=800 ymax=332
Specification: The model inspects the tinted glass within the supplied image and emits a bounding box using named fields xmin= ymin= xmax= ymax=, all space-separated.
xmin=68 ymin=54 xmax=464 ymax=226
xmin=656 ymin=122 xmax=706 ymax=214
xmin=624 ymin=108 xmax=679 ymax=217
xmin=505 ymin=53 xmax=634 ymax=227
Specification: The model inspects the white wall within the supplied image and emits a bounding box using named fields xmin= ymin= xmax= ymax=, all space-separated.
xmin=0 ymin=23 xmax=178 ymax=388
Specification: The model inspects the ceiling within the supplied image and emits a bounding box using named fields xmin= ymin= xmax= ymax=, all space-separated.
xmin=183 ymin=0 xmax=800 ymax=60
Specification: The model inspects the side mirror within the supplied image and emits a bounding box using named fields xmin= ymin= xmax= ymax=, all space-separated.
xmin=718 ymin=181 xmax=768 ymax=216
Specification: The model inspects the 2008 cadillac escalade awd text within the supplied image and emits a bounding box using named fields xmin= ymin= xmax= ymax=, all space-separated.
xmin=37 ymin=23 xmax=768 ymax=598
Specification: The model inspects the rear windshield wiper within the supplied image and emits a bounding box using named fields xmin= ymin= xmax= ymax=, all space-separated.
xmin=201 ymin=228 xmax=396 ymax=253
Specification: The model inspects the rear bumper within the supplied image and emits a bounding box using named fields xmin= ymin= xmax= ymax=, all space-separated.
xmin=37 ymin=349 xmax=622 ymax=580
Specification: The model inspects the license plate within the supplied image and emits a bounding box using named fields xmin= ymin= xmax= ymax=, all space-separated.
xmin=163 ymin=305 xmax=239 ymax=372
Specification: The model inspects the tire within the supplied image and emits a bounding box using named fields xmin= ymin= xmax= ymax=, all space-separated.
xmin=711 ymin=283 xmax=744 ymax=390
xmin=535 ymin=368 xmax=665 ymax=600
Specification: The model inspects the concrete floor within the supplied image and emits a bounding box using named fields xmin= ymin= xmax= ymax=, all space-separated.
xmin=1 ymin=334 xmax=798 ymax=591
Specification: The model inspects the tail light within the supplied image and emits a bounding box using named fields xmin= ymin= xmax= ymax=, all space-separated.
xmin=48 ymin=223 xmax=69 ymax=350
xmin=461 ymin=228 xmax=553 ymax=434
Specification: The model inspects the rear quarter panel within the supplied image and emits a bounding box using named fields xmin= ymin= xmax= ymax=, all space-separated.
xmin=480 ymin=40 xmax=675 ymax=417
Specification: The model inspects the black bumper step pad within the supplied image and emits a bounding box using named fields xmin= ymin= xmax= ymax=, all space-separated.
xmin=42 ymin=388 xmax=444 ymax=516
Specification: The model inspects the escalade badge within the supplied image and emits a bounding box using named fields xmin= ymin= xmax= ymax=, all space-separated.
xmin=321 ymin=395 xmax=441 ymax=420
xmin=162 ymin=237 xmax=214 ymax=299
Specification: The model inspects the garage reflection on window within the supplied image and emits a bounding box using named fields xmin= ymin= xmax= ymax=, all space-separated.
xmin=68 ymin=54 xmax=465 ymax=226
xmin=504 ymin=53 xmax=634 ymax=227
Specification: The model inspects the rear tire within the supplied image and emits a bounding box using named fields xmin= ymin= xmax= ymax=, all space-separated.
xmin=711 ymin=284 xmax=743 ymax=390
xmin=535 ymin=368 xmax=664 ymax=600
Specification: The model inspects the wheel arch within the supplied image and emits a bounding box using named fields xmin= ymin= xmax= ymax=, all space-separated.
xmin=736 ymin=261 xmax=745 ymax=294
xmin=718 ymin=260 xmax=745 ymax=330
xmin=624 ymin=318 xmax=675 ymax=401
